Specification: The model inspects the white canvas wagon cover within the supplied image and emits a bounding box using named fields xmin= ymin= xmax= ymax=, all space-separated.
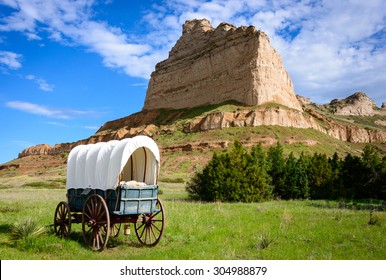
xmin=66 ymin=136 xmax=160 ymax=190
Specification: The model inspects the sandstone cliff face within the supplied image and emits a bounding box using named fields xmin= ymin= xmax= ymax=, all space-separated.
xmin=304 ymin=108 xmax=386 ymax=142
xmin=18 ymin=144 xmax=52 ymax=157
xmin=183 ymin=107 xmax=322 ymax=133
xmin=143 ymin=19 xmax=302 ymax=111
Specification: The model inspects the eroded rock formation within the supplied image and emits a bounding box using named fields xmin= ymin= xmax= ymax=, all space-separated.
xmin=18 ymin=144 xmax=52 ymax=157
xmin=329 ymin=92 xmax=377 ymax=116
xmin=143 ymin=19 xmax=302 ymax=111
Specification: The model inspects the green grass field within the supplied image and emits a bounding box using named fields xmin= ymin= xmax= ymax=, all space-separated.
xmin=0 ymin=183 xmax=385 ymax=260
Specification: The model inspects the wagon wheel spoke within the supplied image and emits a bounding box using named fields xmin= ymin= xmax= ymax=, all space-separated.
xmin=102 ymin=223 xmax=121 ymax=237
xmin=134 ymin=198 xmax=165 ymax=246
xmin=150 ymin=223 xmax=162 ymax=234
xmin=98 ymin=231 xmax=106 ymax=246
xmin=147 ymin=227 xmax=152 ymax=244
xmin=150 ymin=211 xmax=161 ymax=218
xmin=54 ymin=202 xmax=71 ymax=239
xmin=136 ymin=221 xmax=146 ymax=231
xmin=110 ymin=223 xmax=121 ymax=237
xmin=84 ymin=212 xmax=92 ymax=221
xmin=138 ymin=224 xmax=147 ymax=239
xmin=82 ymin=194 xmax=110 ymax=251
xmin=150 ymin=225 xmax=157 ymax=242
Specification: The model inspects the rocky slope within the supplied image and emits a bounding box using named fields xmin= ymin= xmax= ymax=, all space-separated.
xmin=16 ymin=96 xmax=386 ymax=159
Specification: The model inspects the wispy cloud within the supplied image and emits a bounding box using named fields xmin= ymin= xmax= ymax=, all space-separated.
xmin=5 ymin=100 xmax=104 ymax=119
xmin=25 ymin=74 xmax=54 ymax=92
xmin=84 ymin=125 xmax=99 ymax=130
xmin=5 ymin=101 xmax=71 ymax=119
xmin=11 ymin=140 xmax=36 ymax=149
xmin=130 ymin=82 xmax=148 ymax=87
xmin=45 ymin=121 xmax=68 ymax=127
xmin=0 ymin=50 xmax=22 ymax=70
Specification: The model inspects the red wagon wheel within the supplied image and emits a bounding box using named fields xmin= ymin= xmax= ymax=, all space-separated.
xmin=82 ymin=194 xmax=110 ymax=251
xmin=54 ymin=201 xmax=71 ymax=238
xmin=134 ymin=198 xmax=165 ymax=246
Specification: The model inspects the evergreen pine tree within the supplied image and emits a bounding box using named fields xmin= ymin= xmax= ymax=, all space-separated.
xmin=267 ymin=143 xmax=286 ymax=198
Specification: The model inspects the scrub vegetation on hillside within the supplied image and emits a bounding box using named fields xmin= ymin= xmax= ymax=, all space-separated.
xmin=187 ymin=142 xmax=386 ymax=202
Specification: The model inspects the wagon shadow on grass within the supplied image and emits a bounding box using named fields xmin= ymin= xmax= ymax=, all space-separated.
xmin=51 ymin=224 xmax=151 ymax=250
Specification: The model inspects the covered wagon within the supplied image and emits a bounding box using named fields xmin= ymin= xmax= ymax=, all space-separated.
xmin=53 ymin=136 xmax=165 ymax=251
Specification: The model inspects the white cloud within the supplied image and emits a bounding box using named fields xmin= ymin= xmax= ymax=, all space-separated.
xmin=5 ymin=101 xmax=70 ymax=119
xmin=25 ymin=74 xmax=54 ymax=92
xmin=5 ymin=100 xmax=104 ymax=119
xmin=11 ymin=140 xmax=36 ymax=149
xmin=0 ymin=51 xmax=22 ymax=69
xmin=46 ymin=121 xmax=68 ymax=127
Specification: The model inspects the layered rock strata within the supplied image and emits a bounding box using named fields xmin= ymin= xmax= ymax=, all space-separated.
xmin=18 ymin=105 xmax=386 ymax=158
xmin=143 ymin=19 xmax=302 ymax=111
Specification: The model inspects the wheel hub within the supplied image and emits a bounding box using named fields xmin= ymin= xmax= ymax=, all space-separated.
xmin=88 ymin=219 xmax=96 ymax=227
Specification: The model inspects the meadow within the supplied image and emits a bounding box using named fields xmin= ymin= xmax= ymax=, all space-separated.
xmin=0 ymin=183 xmax=385 ymax=260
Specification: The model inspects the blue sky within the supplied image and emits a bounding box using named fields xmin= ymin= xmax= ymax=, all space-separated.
xmin=0 ymin=0 xmax=385 ymax=164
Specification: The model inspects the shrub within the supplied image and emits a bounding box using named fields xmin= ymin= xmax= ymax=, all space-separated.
xmin=186 ymin=141 xmax=273 ymax=202
xmin=187 ymin=142 xmax=386 ymax=202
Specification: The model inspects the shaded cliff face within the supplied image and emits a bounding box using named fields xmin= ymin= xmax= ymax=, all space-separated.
xmin=143 ymin=19 xmax=302 ymax=111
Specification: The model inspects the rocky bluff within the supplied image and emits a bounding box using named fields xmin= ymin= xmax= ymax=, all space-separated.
xmin=144 ymin=19 xmax=302 ymax=111
xmin=328 ymin=92 xmax=379 ymax=116
xmin=17 ymin=19 xmax=386 ymax=158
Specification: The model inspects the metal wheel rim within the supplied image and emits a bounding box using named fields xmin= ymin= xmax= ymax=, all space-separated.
xmin=82 ymin=194 xmax=110 ymax=251
xmin=54 ymin=201 xmax=71 ymax=238
xmin=134 ymin=198 xmax=165 ymax=246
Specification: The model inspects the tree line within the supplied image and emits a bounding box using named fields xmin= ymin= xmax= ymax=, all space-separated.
xmin=186 ymin=141 xmax=386 ymax=202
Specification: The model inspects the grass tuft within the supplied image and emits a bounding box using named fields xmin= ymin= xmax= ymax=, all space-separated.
xmin=10 ymin=217 xmax=47 ymax=242
xmin=368 ymin=210 xmax=383 ymax=226
xmin=256 ymin=232 xmax=276 ymax=250
xmin=280 ymin=208 xmax=292 ymax=231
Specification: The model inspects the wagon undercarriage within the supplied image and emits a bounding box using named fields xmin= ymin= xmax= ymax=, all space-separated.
xmin=54 ymin=193 xmax=165 ymax=251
